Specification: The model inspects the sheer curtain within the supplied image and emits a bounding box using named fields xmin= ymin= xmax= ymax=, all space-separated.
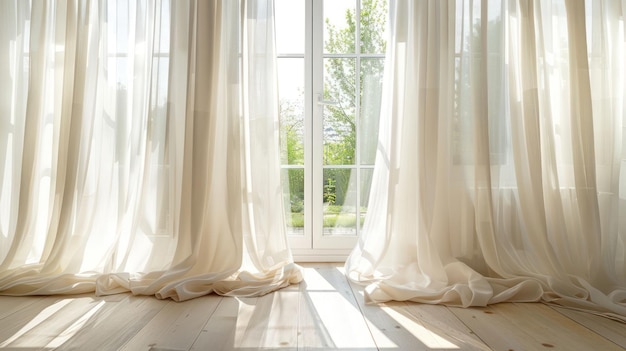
xmin=346 ymin=0 xmax=626 ymax=320
xmin=0 ymin=0 xmax=301 ymax=301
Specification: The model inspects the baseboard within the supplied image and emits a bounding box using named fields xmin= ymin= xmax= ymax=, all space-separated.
xmin=292 ymin=248 xmax=351 ymax=262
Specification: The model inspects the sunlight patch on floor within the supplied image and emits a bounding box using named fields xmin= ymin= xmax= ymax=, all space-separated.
xmin=46 ymin=300 xmax=106 ymax=348
xmin=383 ymin=306 xmax=460 ymax=349
xmin=0 ymin=299 xmax=73 ymax=347
xmin=305 ymin=267 xmax=395 ymax=349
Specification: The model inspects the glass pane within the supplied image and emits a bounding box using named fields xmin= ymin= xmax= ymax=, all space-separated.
xmin=323 ymin=0 xmax=356 ymax=54
xmin=323 ymin=168 xmax=357 ymax=235
xmin=149 ymin=58 xmax=169 ymax=158
xmin=278 ymin=58 xmax=305 ymax=165
xmin=360 ymin=58 xmax=384 ymax=165
xmin=359 ymin=168 xmax=374 ymax=229
xmin=323 ymin=58 xmax=356 ymax=165
xmin=282 ymin=168 xmax=305 ymax=235
xmin=151 ymin=57 xmax=169 ymax=110
xmin=454 ymin=56 xmax=474 ymax=165
xmin=455 ymin=0 xmax=465 ymax=54
xmin=359 ymin=0 xmax=388 ymax=54
xmin=275 ymin=0 xmax=305 ymax=54
xmin=156 ymin=0 xmax=171 ymax=54
xmin=110 ymin=0 xmax=130 ymax=55
xmin=114 ymin=57 xmax=129 ymax=89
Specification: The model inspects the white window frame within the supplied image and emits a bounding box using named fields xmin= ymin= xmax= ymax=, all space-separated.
xmin=282 ymin=0 xmax=384 ymax=261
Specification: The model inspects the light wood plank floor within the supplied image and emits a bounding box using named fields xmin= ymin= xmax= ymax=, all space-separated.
xmin=0 ymin=263 xmax=625 ymax=350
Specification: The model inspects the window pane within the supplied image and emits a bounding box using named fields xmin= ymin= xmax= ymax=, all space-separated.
xmin=359 ymin=0 xmax=388 ymax=54
xmin=110 ymin=0 xmax=130 ymax=55
xmin=359 ymin=168 xmax=374 ymax=229
xmin=323 ymin=168 xmax=357 ymax=235
xmin=112 ymin=57 xmax=129 ymax=89
xmin=324 ymin=57 xmax=356 ymax=165
xmin=277 ymin=58 xmax=305 ymax=236
xmin=278 ymin=58 xmax=305 ymax=165
xmin=282 ymin=168 xmax=305 ymax=235
xmin=275 ymin=0 xmax=305 ymax=54
xmin=324 ymin=0 xmax=356 ymax=54
xmin=360 ymin=58 xmax=384 ymax=165
xmin=157 ymin=0 xmax=171 ymax=54
xmin=151 ymin=57 xmax=169 ymax=110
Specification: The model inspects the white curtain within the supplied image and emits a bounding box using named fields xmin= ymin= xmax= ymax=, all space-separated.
xmin=347 ymin=0 xmax=626 ymax=320
xmin=0 ymin=0 xmax=301 ymax=301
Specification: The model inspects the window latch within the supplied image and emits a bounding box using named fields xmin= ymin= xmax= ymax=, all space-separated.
xmin=316 ymin=94 xmax=339 ymax=106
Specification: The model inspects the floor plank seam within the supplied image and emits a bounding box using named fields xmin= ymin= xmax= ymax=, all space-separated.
xmin=545 ymin=303 xmax=626 ymax=350
xmin=0 ymin=296 xmax=45 ymax=320
xmin=187 ymin=295 xmax=224 ymax=351
xmin=114 ymin=298 xmax=172 ymax=351
xmin=442 ymin=305 xmax=493 ymax=351
xmin=343 ymin=271 xmax=380 ymax=351
xmin=296 ymin=283 xmax=303 ymax=351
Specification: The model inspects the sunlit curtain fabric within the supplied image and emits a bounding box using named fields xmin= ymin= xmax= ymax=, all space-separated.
xmin=346 ymin=0 xmax=626 ymax=320
xmin=0 ymin=0 xmax=301 ymax=301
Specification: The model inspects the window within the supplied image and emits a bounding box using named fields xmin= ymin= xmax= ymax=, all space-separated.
xmin=106 ymin=0 xmax=173 ymax=237
xmin=276 ymin=0 xmax=388 ymax=259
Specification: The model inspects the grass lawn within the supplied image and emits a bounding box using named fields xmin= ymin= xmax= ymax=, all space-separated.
xmin=287 ymin=211 xmax=366 ymax=228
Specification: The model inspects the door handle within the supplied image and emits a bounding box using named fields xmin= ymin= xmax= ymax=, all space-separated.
xmin=316 ymin=94 xmax=339 ymax=106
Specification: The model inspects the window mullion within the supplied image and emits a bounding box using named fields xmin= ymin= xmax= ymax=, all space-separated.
xmin=355 ymin=0 xmax=362 ymax=237
xmin=310 ymin=0 xmax=324 ymax=248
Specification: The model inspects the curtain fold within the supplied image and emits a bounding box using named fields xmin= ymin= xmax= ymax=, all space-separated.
xmin=346 ymin=0 xmax=626 ymax=320
xmin=0 ymin=0 xmax=301 ymax=302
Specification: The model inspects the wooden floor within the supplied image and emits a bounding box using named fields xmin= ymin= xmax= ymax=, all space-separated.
xmin=0 ymin=263 xmax=625 ymax=351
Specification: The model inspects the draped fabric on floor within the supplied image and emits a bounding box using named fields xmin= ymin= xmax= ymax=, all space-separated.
xmin=346 ymin=0 xmax=626 ymax=320
xmin=0 ymin=0 xmax=301 ymax=301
